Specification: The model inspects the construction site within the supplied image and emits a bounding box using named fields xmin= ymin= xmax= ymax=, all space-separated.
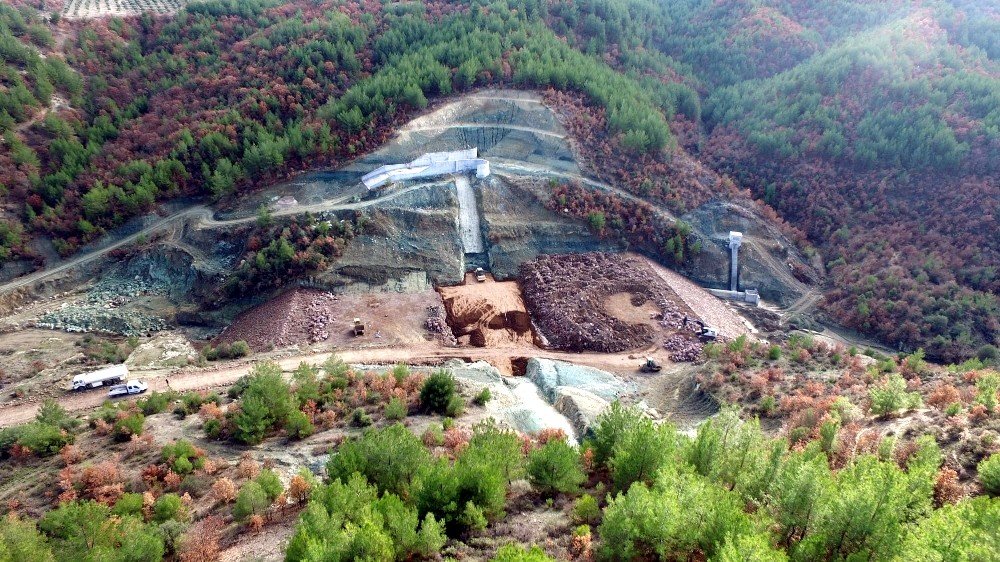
xmin=0 ymin=89 xmax=822 ymax=436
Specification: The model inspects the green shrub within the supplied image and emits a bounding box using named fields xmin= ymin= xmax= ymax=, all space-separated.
xmin=285 ymin=409 xmax=315 ymax=440
xmin=599 ymin=469 xmax=753 ymax=561
xmin=384 ymin=397 xmax=407 ymax=421
xmin=285 ymin=473 xmax=445 ymax=562
xmin=111 ymin=493 xmax=144 ymax=517
xmin=445 ymin=394 xmax=466 ymax=417
xmin=234 ymin=482 xmax=269 ymax=521
xmin=35 ymin=399 xmax=79 ymax=431
xmin=473 ymin=387 xmax=492 ymax=406
xmin=350 ymin=408 xmax=373 ymax=427
xmin=137 ymin=392 xmax=174 ymax=415
xmin=945 ymin=402 xmax=962 ymax=417
xmin=204 ymin=418 xmax=222 ymax=439
xmin=112 ymin=412 xmax=145 ymax=441
xmin=180 ymin=392 xmax=204 ymax=414
xmin=229 ymin=340 xmax=251 ymax=358
xmin=153 ymin=493 xmax=187 ymax=523
xmin=768 ymin=345 xmax=782 ymax=360
xmin=869 ymin=374 xmax=922 ymax=417
xmin=161 ymin=440 xmax=203 ymax=474
xmin=572 ymin=494 xmax=601 ymax=525
xmin=414 ymin=423 xmax=519 ymax=536
xmin=527 ymin=439 xmax=585 ymax=497
xmin=591 ymin=401 xmax=644 ymax=466
xmin=327 ymin=424 xmax=430 ymax=497
xmin=419 ymin=369 xmax=456 ymax=415
xmin=16 ymin=422 xmax=72 ymax=456
xmin=231 ymin=397 xmax=270 ymax=444
xmin=759 ymin=395 xmax=777 ymax=416
xmin=0 ymin=513 xmax=54 ymax=561
xmin=492 ymin=544 xmax=555 ymax=561
xmin=975 ymin=372 xmax=1000 ymax=412
xmin=390 ymin=363 xmax=410 ymax=384
xmin=256 ymin=469 xmax=284 ymax=502
xmin=979 ymin=453 xmax=1000 ymax=496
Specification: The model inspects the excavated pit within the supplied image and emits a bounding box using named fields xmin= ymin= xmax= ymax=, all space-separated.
xmin=438 ymin=273 xmax=539 ymax=348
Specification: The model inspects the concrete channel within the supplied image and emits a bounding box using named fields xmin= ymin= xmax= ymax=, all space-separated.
xmin=455 ymin=175 xmax=485 ymax=254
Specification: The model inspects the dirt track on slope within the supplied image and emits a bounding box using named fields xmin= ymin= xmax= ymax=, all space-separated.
xmin=0 ymin=337 xmax=686 ymax=428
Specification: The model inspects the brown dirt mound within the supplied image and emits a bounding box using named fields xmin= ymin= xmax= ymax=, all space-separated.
xmin=215 ymin=289 xmax=337 ymax=351
xmin=438 ymin=277 xmax=536 ymax=348
xmin=217 ymin=288 xmax=444 ymax=351
xmin=520 ymin=253 xmax=698 ymax=353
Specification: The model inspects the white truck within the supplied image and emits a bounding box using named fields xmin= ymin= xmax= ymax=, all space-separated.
xmin=108 ymin=380 xmax=148 ymax=398
xmin=71 ymin=364 xmax=129 ymax=391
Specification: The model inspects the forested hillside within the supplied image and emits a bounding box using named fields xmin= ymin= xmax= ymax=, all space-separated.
xmin=0 ymin=0 xmax=997 ymax=360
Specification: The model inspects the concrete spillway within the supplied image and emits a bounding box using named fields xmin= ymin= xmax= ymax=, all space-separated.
xmin=455 ymin=176 xmax=485 ymax=253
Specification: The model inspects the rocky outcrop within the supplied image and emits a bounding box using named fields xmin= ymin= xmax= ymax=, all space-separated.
xmin=553 ymin=386 xmax=609 ymax=437
xmin=526 ymin=358 xmax=636 ymax=403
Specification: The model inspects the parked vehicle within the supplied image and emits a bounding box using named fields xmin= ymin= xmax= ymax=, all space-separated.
xmin=353 ymin=317 xmax=365 ymax=336
xmin=108 ymin=380 xmax=148 ymax=398
xmin=71 ymin=364 xmax=129 ymax=391
xmin=474 ymin=267 xmax=487 ymax=282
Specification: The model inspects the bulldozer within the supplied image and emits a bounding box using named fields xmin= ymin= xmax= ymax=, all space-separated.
xmin=687 ymin=319 xmax=718 ymax=342
xmin=639 ymin=357 xmax=662 ymax=373
xmin=352 ymin=317 xmax=365 ymax=337
xmin=698 ymin=325 xmax=718 ymax=341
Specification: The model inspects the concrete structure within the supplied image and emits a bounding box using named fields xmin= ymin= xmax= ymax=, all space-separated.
xmin=455 ymin=176 xmax=484 ymax=253
xmin=709 ymin=231 xmax=760 ymax=306
xmin=708 ymin=288 xmax=760 ymax=305
xmin=728 ymin=231 xmax=742 ymax=292
xmin=362 ymin=148 xmax=491 ymax=191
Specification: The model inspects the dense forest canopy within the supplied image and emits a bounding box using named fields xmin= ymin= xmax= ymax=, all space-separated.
xmin=0 ymin=0 xmax=997 ymax=360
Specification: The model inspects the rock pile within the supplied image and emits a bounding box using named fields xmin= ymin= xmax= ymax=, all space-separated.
xmin=424 ymin=305 xmax=457 ymax=345
xmin=36 ymin=305 xmax=167 ymax=336
xmin=520 ymin=253 xmax=694 ymax=353
xmin=216 ymin=289 xmax=339 ymax=351
xmin=663 ymin=333 xmax=704 ymax=362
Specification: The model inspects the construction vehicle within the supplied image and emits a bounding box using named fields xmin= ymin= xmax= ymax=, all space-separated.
xmin=71 ymin=364 xmax=129 ymax=391
xmin=352 ymin=317 xmax=365 ymax=336
xmin=698 ymin=325 xmax=719 ymax=341
xmin=687 ymin=319 xmax=719 ymax=342
xmin=639 ymin=357 xmax=662 ymax=373
xmin=474 ymin=267 xmax=486 ymax=282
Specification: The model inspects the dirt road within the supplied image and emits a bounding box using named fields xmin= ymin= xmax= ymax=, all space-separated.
xmin=0 ymin=341 xmax=671 ymax=428
xmin=0 ymin=180 xmax=442 ymax=296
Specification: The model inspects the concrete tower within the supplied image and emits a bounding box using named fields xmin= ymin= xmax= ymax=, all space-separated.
xmin=728 ymin=231 xmax=743 ymax=292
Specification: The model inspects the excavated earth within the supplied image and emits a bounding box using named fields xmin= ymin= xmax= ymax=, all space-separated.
xmin=437 ymin=273 xmax=538 ymax=348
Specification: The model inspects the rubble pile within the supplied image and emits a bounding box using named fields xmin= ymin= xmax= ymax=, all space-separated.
xmin=663 ymin=333 xmax=704 ymax=362
xmin=36 ymin=268 xmax=176 ymax=336
xmin=520 ymin=253 xmax=694 ymax=353
xmin=217 ymin=289 xmax=339 ymax=351
xmin=424 ymin=305 xmax=458 ymax=345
